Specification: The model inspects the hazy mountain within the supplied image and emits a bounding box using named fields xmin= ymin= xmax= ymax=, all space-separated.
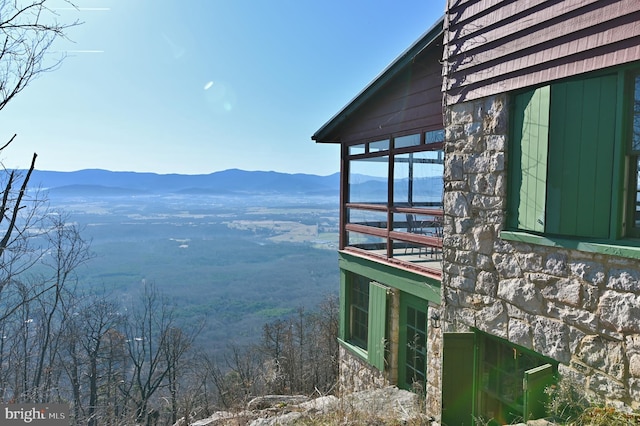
xmin=27 ymin=169 xmax=341 ymax=196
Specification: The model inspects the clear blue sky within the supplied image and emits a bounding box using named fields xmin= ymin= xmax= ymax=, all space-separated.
xmin=0 ymin=0 xmax=445 ymax=175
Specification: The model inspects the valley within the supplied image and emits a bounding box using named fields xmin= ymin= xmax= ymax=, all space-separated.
xmin=47 ymin=190 xmax=340 ymax=351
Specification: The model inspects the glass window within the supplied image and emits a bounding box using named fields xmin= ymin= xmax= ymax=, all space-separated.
xmin=347 ymin=231 xmax=387 ymax=252
xmin=393 ymin=152 xmax=444 ymax=207
xmin=398 ymin=294 xmax=428 ymax=392
xmin=348 ymin=156 xmax=388 ymax=204
xmin=404 ymin=306 xmax=427 ymax=388
xmin=426 ymin=129 xmax=445 ymax=144
xmin=344 ymin=131 xmax=444 ymax=268
xmin=369 ymin=139 xmax=389 ymax=152
xmin=394 ymin=133 xmax=421 ymax=149
xmin=349 ymin=143 xmax=366 ymax=155
xmin=347 ymin=207 xmax=387 ymax=229
xmin=349 ymin=275 xmax=369 ymax=349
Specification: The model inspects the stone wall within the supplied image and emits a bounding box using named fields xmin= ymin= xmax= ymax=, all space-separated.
xmin=425 ymin=307 xmax=443 ymax=420
xmin=338 ymin=345 xmax=388 ymax=394
xmin=442 ymin=93 xmax=640 ymax=410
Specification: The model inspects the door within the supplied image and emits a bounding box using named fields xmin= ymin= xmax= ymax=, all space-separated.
xmin=442 ymin=332 xmax=475 ymax=426
xmin=397 ymin=293 xmax=428 ymax=391
xmin=523 ymin=363 xmax=555 ymax=421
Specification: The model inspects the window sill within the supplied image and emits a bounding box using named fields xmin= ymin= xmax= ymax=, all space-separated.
xmin=338 ymin=338 xmax=368 ymax=362
xmin=500 ymin=230 xmax=640 ymax=260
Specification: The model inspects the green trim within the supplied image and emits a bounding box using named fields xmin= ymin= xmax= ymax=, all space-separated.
xmin=339 ymin=270 xmax=347 ymax=341
xmin=500 ymin=230 xmax=640 ymax=260
xmin=338 ymin=252 xmax=440 ymax=303
xmin=338 ymin=338 xmax=368 ymax=362
xmin=612 ymin=69 xmax=628 ymax=239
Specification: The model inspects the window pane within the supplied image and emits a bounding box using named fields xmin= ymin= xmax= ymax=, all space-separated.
xmin=347 ymin=231 xmax=387 ymax=253
xmin=347 ymin=208 xmax=387 ymax=229
xmin=404 ymin=304 xmax=427 ymax=389
xmin=395 ymin=134 xmax=421 ymax=149
xmin=393 ymin=152 xmax=444 ymax=206
xmin=349 ymin=144 xmax=366 ymax=155
xmin=370 ymin=139 xmax=389 ymax=152
xmin=349 ymin=275 xmax=369 ymax=349
xmin=349 ymin=156 xmax=388 ymax=203
xmin=426 ymin=129 xmax=445 ymax=144
xmin=393 ymin=212 xmax=442 ymax=234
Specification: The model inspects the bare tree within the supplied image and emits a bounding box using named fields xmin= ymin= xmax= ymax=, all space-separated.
xmin=204 ymin=343 xmax=265 ymax=410
xmin=0 ymin=0 xmax=80 ymax=330
xmin=58 ymin=292 xmax=123 ymax=426
xmin=260 ymin=294 xmax=339 ymax=396
xmin=31 ymin=215 xmax=92 ymax=401
xmin=0 ymin=0 xmax=79 ymax=112
xmin=163 ymin=326 xmax=198 ymax=425
xmin=121 ymin=283 xmax=182 ymax=426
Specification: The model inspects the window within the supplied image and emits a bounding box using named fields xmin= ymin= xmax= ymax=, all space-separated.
xmin=508 ymin=73 xmax=626 ymax=239
xmin=349 ymin=275 xmax=369 ymax=349
xmin=343 ymin=273 xmax=388 ymax=370
xmin=344 ymin=130 xmax=444 ymax=268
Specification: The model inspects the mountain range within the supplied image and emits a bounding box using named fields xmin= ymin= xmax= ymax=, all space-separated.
xmin=24 ymin=168 xmax=443 ymax=199
xmin=28 ymin=168 xmax=342 ymax=196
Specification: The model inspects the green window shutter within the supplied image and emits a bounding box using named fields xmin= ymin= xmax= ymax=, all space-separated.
xmin=367 ymin=281 xmax=388 ymax=371
xmin=547 ymin=75 xmax=617 ymax=238
xmin=523 ymin=364 xmax=555 ymax=421
xmin=442 ymin=333 xmax=475 ymax=426
xmin=509 ymin=86 xmax=550 ymax=232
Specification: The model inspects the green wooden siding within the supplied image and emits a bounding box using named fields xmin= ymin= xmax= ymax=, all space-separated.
xmin=547 ymin=75 xmax=617 ymax=238
xmin=367 ymin=281 xmax=388 ymax=370
xmin=510 ymin=86 xmax=550 ymax=232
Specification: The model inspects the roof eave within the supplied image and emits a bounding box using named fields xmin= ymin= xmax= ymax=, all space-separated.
xmin=312 ymin=16 xmax=444 ymax=144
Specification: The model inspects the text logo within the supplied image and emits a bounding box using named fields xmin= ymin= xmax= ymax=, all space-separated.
xmin=1 ymin=405 xmax=68 ymax=425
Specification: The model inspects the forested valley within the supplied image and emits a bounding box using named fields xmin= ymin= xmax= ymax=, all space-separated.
xmin=0 ymin=177 xmax=341 ymax=425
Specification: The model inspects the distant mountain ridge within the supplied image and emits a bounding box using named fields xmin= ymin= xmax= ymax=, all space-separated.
xmin=27 ymin=169 xmax=342 ymax=196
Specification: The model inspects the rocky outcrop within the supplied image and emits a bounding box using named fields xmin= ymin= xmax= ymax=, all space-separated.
xmin=176 ymin=386 xmax=429 ymax=426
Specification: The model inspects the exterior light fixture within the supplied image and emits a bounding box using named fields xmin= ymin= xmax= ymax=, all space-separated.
xmin=430 ymin=313 xmax=441 ymax=329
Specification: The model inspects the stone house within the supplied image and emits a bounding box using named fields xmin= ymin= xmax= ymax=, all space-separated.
xmin=440 ymin=0 xmax=640 ymax=424
xmin=312 ymin=19 xmax=445 ymax=415
xmin=314 ymin=1 xmax=640 ymax=424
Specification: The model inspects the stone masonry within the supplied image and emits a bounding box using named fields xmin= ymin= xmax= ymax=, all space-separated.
xmin=442 ymin=93 xmax=640 ymax=410
xmin=338 ymin=346 xmax=388 ymax=394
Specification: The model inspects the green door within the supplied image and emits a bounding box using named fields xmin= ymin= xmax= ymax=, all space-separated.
xmin=398 ymin=293 xmax=428 ymax=391
xmin=442 ymin=333 xmax=475 ymax=426
xmin=523 ymin=363 xmax=555 ymax=421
